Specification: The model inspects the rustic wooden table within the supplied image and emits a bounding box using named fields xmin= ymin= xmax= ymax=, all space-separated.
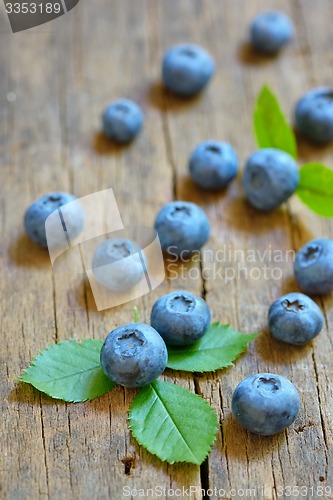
xmin=1 ymin=0 xmax=333 ymax=498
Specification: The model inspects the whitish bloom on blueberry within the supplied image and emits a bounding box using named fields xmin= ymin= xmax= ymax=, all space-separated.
xmin=151 ymin=290 xmax=211 ymax=346
xmin=232 ymin=373 xmax=300 ymax=435
xmin=242 ymin=148 xmax=299 ymax=211
xmin=92 ymin=238 xmax=146 ymax=292
xmin=268 ymin=292 xmax=324 ymax=345
xmin=294 ymin=238 xmax=333 ymax=295
xmin=102 ymin=98 xmax=143 ymax=143
xmin=162 ymin=43 xmax=215 ymax=96
xmin=24 ymin=192 xmax=84 ymax=249
xmin=100 ymin=323 xmax=168 ymax=387
xmin=294 ymin=87 xmax=333 ymax=144
xmin=250 ymin=11 xmax=294 ymax=54
xmin=189 ymin=140 xmax=238 ymax=190
xmin=154 ymin=200 xmax=210 ymax=257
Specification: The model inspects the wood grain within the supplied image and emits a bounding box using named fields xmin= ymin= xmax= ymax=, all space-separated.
xmin=1 ymin=1 xmax=333 ymax=499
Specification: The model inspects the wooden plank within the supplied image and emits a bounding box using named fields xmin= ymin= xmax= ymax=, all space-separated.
xmin=1 ymin=0 xmax=333 ymax=499
xmin=0 ymin=21 xmax=71 ymax=499
xmin=59 ymin=0 xmax=201 ymax=497
xmin=153 ymin=0 xmax=332 ymax=496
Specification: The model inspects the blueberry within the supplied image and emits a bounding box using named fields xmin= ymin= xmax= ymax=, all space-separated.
xmin=102 ymin=98 xmax=143 ymax=143
xmin=250 ymin=11 xmax=294 ymax=54
xmin=189 ymin=140 xmax=238 ymax=190
xmin=232 ymin=373 xmax=300 ymax=436
xmin=294 ymin=238 xmax=333 ymax=295
xmin=162 ymin=43 xmax=215 ymax=97
xmin=268 ymin=292 xmax=324 ymax=345
xmin=92 ymin=238 xmax=146 ymax=292
xmin=100 ymin=322 xmax=168 ymax=387
xmin=242 ymin=148 xmax=299 ymax=211
xmin=24 ymin=192 xmax=84 ymax=248
xmin=151 ymin=290 xmax=211 ymax=346
xmin=294 ymin=87 xmax=333 ymax=144
xmin=154 ymin=201 xmax=210 ymax=257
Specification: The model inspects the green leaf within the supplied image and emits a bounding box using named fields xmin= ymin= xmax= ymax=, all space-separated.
xmin=253 ymin=84 xmax=297 ymax=158
xmin=166 ymin=323 xmax=258 ymax=372
xmin=129 ymin=380 xmax=218 ymax=465
xmin=296 ymin=162 xmax=333 ymax=217
xmin=19 ymin=339 xmax=115 ymax=402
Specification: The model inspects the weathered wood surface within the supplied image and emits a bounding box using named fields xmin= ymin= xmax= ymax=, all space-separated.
xmin=1 ymin=1 xmax=333 ymax=498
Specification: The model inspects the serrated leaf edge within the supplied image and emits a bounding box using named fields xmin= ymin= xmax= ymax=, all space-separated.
xmin=19 ymin=339 xmax=101 ymax=379
xmin=166 ymin=324 xmax=258 ymax=373
xmin=128 ymin=381 xmax=219 ymax=465
xmin=19 ymin=338 xmax=115 ymax=402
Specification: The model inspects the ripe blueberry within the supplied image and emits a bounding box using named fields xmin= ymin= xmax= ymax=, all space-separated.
xmin=92 ymin=238 xmax=146 ymax=292
xmin=294 ymin=87 xmax=333 ymax=144
xmin=268 ymin=292 xmax=324 ymax=345
xmin=162 ymin=43 xmax=215 ymax=96
xmin=189 ymin=140 xmax=238 ymax=190
xmin=100 ymin=323 xmax=168 ymax=387
xmin=250 ymin=11 xmax=294 ymax=54
xmin=154 ymin=201 xmax=210 ymax=257
xmin=102 ymin=98 xmax=143 ymax=143
xmin=294 ymin=238 xmax=333 ymax=295
xmin=232 ymin=373 xmax=300 ymax=435
xmin=242 ymin=148 xmax=299 ymax=211
xmin=151 ymin=290 xmax=211 ymax=346
xmin=24 ymin=192 xmax=84 ymax=248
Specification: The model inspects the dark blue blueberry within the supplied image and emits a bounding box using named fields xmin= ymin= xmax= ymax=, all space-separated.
xmin=100 ymin=322 xmax=168 ymax=387
xmin=232 ymin=373 xmax=300 ymax=436
xmin=162 ymin=43 xmax=215 ymax=96
xmin=250 ymin=11 xmax=294 ymax=54
xmin=189 ymin=140 xmax=238 ymax=190
xmin=150 ymin=290 xmax=211 ymax=346
xmin=242 ymin=148 xmax=299 ymax=211
xmin=294 ymin=87 xmax=333 ymax=144
xmin=268 ymin=292 xmax=324 ymax=345
xmin=24 ymin=192 xmax=84 ymax=248
xmin=294 ymin=238 xmax=333 ymax=295
xmin=92 ymin=238 xmax=146 ymax=292
xmin=154 ymin=201 xmax=210 ymax=257
xmin=102 ymin=98 xmax=143 ymax=143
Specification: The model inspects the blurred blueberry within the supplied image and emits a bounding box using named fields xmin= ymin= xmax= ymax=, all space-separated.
xmin=151 ymin=290 xmax=211 ymax=346
xmin=232 ymin=373 xmax=300 ymax=435
xmin=154 ymin=200 xmax=210 ymax=257
xmin=162 ymin=43 xmax=215 ymax=96
xmin=189 ymin=140 xmax=238 ymax=190
xmin=250 ymin=11 xmax=294 ymax=54
xmin=268 ymin=292 xmax=324 ymax=345
xmin=242 ymin=148 xmax=299 ymax=211
xmin=24 ymin=192 xmax=84 ymax=248
xmin=102 ymin=98 xmax=143 ymax=143
xmin=294 ymin=87 xmax=333 ymax=143
xmin=92 ymin=238 xmax=146 ymax=292
xmin=294 ymin=238 xmax=333 ymax=295
xmin=100 ymin=322 xmax=168 ymax=387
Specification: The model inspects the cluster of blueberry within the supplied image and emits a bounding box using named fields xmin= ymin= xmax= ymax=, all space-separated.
xmin=99 ymin=281 xmax=327 ymax=436
xmin=101 ymin=16 xmax=333 ymax=211
xmin=22 ymin=11 xmax=333 ymax=438
xmin=100 ymin=290 xmax=210 ymax=387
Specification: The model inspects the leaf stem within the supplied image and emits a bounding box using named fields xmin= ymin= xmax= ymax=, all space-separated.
xmin=133 ymin=306 xmax=139 ymax=323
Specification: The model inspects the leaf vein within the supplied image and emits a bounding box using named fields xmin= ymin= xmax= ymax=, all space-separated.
xmin=151 ymin=384 xmax=199 ymax=461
